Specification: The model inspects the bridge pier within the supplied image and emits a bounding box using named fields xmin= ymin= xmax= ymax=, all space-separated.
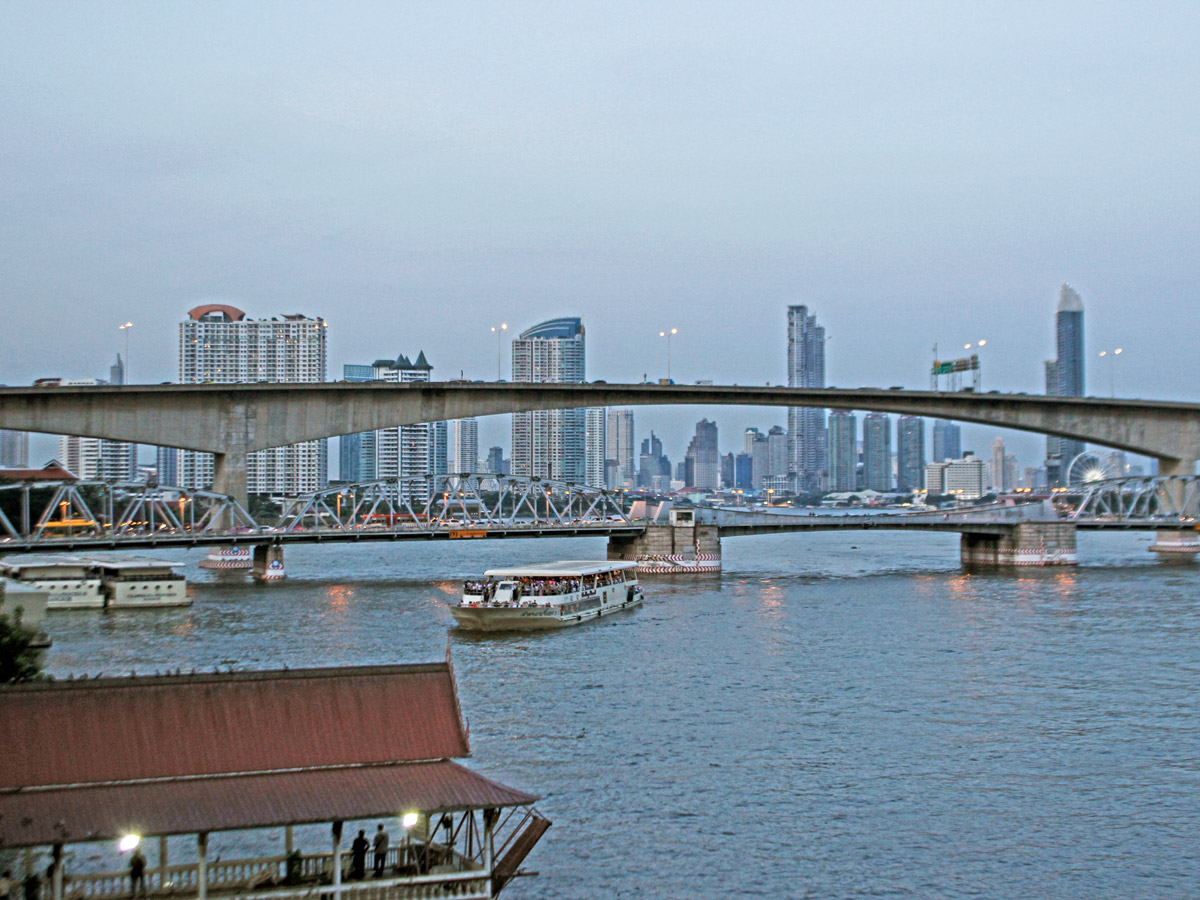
xmin=608 ymin=516 xmax=721 ymax=574
xmin=1148 ymin=530 xmax=1200 ymax=560
xmin=253 ymin=544 xmax=286 ymax=582
xmin=960 ymin=523 xmax=1078 ymax=567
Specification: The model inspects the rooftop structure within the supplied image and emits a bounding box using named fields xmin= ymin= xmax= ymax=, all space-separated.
xmin=0 ymin=660 xmax=547 ymax=900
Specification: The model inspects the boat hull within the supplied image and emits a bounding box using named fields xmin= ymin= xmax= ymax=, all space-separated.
xmin=451 ymin=595 xmax=641 ymax=632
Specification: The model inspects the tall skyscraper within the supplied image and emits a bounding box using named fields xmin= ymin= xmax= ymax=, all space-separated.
xmin=932 ymin=419 xmax=962 ymax=462
xmin=826 ymin=409 xmax=857 ymax=491
xmin=0 ymin=429 xmax=29 ymax=468
xmin=585 ymin=407 xmax=606 ymax=488
xmin=862 ymin=412 xmax=892 ymax=492
xmin=786 ymin=305 xmax=827 ymax=490
xmin=605 ymin=409 xmax=636 ymax=487
xmin=452 ymin=417 xmax=479 ymax=474
xmin=109 ymin=354 xmax=125 ymax=386
xmin=991 ymin=437 xmax=1008 ymax=492
xmin=638 ymin=432 xmax=671 ymax=490
xmin=1045 ymin=284 xmax=1085 ymax=485
xmin=155 ymin=446 xmax=179 ymax=486
xmin=684 ymin=419 xmax=720 ymax=490
xmin=485 ymin=446 xmax=505 ymax=474
xmin=511 ymin=317 xmax=585 ymax=482
xmin=179 ymin=305 xmax=327 ymax=493
xmin=339 ymin=363 xmax=377 ymax=483
xmin=896 ymin=415 xmax=925 ymax=492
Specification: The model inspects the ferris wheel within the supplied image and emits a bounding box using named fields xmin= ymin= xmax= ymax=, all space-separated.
xmin=1065 ymin=451 xmax=1120 ymax=487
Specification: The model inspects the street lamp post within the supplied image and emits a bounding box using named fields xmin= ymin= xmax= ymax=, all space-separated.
xmin=1098 ymin=348 xmax=1123 ymax=397
xmin=490 ymin=324 xmax=508 ymax=381
xmin=658 ymin=328 xmax=678 ymax=382
xmin=119 ymin=322 xmax=133 ymax=384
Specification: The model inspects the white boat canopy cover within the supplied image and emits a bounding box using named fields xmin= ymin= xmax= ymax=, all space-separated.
xmin=483 ymin=560 xmax=637 ymax=578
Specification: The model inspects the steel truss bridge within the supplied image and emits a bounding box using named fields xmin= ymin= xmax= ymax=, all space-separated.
xmin=0 ymin=474 xmax=638 ymax=553
xmin=0 ymin=474 xmax=1195 ymax=555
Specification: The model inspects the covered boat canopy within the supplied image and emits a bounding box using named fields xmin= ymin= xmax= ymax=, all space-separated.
xmin=483 ymin=560 xmax=637 ymax=578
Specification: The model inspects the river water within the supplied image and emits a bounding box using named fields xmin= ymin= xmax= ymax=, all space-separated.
xmin=42 ymin=531 xmax=1200 ymax=898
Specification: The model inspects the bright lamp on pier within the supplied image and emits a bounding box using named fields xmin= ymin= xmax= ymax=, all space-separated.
xmin=401 ymin=813 xmax=419 ymax=829
xmin=119 ymin=834 xmax=141 ymax=852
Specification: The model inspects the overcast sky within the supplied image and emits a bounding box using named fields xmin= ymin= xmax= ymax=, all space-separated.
xmin=3 ymin=2 xmax=1198 ymax=468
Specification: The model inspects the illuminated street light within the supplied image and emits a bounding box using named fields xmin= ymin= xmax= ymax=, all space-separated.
xmin=658 ymin=328 xmax=678 ymax=381
xmin=119 ymin=834 xmax=141 ymax=853
xmin=489 ymin=323 xmax=508 ymax=381
xmin=1098 ymin=348 xmax=1124 ymax=397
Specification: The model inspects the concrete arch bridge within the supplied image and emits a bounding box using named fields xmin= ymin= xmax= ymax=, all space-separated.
xmin=1 ymin=383 xmax=1198 ymax=505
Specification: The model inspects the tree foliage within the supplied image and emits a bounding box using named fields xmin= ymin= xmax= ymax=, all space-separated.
xmin=0 ymin=607 xmax=44 ymax=683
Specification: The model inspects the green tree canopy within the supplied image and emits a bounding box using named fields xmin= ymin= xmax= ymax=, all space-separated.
xmin=0 ymin=605 xmax=44 ymax=683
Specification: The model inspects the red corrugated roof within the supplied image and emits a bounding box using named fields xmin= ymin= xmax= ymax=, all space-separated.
xmin=0 ymin=664 xmax=470 ymax=791
xmin=0 ymin=760 xmax=537 ymax=848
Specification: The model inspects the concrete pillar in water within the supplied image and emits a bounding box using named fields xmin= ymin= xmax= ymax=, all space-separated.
xmin=1148 ymin=529 xmax=1200 ymax=560
xmin=961 ymin=522 xmax=1078 ymax=567
xmin=253 ymin=544 xmax=286 ymax=582
xmin=607 ymin=522 xmax=721 ymax=573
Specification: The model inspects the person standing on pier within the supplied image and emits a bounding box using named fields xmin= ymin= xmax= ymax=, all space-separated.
xmin=129 ymin=849 xmax=147 ymax=897
xmin=372 ymin=824 xmax=389 ymax=877
xmin=350 ymin=830 xmax=369 ymax=880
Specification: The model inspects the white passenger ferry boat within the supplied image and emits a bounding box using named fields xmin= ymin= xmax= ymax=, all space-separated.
xmin=451 ymin=560 xmax=643 ymax=632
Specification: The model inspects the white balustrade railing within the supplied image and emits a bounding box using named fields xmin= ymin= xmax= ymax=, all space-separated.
xmin=63 ymin=848 xmax=486 ymax=900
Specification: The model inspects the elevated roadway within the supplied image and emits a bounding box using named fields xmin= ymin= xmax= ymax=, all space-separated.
xmin=1 ymin=383 xmax=1198 ymax=505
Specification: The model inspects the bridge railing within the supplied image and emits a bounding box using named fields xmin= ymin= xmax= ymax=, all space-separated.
xmin=1065 ymin=475 xmax=1200 ymax=522
xmin=0 ymin=480 xmax=259 ymax=544
xmin=275 ymin=474 xmax=631 ymax=534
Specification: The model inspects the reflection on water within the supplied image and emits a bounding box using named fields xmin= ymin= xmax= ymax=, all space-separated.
xmin=39 ymin=531 xmax=1200 ymax=898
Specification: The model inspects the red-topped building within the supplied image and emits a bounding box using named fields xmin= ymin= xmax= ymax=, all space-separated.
xmin=0 ymin=659 xmax=548 ymax=900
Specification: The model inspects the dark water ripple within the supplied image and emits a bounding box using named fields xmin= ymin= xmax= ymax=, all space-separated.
xmin=38 ymin=531 xmax=1200 ymax=898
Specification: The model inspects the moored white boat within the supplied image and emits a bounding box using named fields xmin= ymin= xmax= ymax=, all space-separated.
xmin=451 ymin=560 xmax=642 ymax=632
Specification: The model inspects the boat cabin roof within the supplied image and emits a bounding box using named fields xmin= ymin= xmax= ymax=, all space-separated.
xmin=484 ymin=560 xmax=637 ymax=578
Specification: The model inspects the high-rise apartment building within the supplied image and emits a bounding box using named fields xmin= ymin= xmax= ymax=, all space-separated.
xmin=511 ymin=318 xmax=585 ymax=482
xmin=926 ymin=453 xmax=987 ymax=499
xmin=862 ymin=412 xmax=892 ymax=492
xmin=896 ymin=415 xmax=925 ymax=492
xmin=585 ymin=408 xmax=606 ymax=488
xmin=605 ymin=409 xmax=636 ymax=487
xmin=766 ymin=425 xmax=789 ymax=482
xmin=362 ymin=353 xmax=441 ymax=500
xmin=179 ymin=305 xmax=327 ymax=494
xmin=452 ymin=417 xmax=479 ymax=474
xmin=1045 ymin=284 xmax=1085 ymax=486
xmin=786 ymin=305 xmax=826 ymax=490
xmin=684 ymin=419 xmax=720 ymax=490
xmin=826 ymin=409 xmax=857 ymax=492
xmin=932 ymin=419 xmax=962 ymax=463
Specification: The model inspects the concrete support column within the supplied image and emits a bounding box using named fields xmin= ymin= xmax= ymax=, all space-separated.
xmin=196 ymin=833 xmax=208 ymax=900
xmin=285 ymin=826 xmax=294 ymax=856
xmin=253 ymin=544 xmax=286 ymax=582
xmin=1149 ymin=529 xmax=1200 ymax=560
xmin=482 ymin=809 xmax=497 ymax=881
xmin=607 ymin=525 xmax=721 ymax=573
xmin=50 ymin=843 xmax=63 ymax=900
xmin=330 ymin=822 xmax=343 ymax=896
xmin=211 ymin=452 xmax=248 ymax=532
xmin=158 ymin=836 xmax=168 ymax=887
xmin=961 ymin=523 xmax=1078 ymax=567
